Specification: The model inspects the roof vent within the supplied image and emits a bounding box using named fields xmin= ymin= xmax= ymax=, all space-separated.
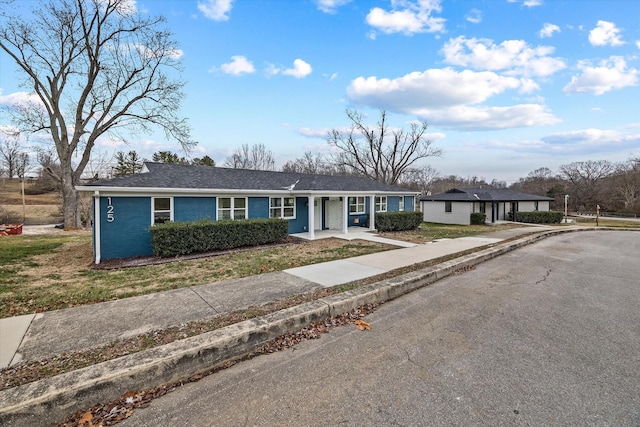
xmin=473 ymin=193 xmax=480 ymax=200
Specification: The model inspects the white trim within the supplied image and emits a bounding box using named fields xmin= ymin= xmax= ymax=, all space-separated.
xmin=216 ymin=196 xmax=248 ymax=220
xmin=76 ymin=186 xmax=416 ymax=198
xmin=94 ymin=191 xmax=101 ymax=264
xmin=348 ymin=196 xmax=366 ymax=215
xmin=375 ymin=196 xmax=387 ymax=212
xmin=342 ymin=197 xmax=348 ymax=234
xmin=151 ymin=196 xmax=174 ymax=225
xmin=269 ymin=196 xmax=296 ymax=219
xmin=308 ymin=196 xmax=315 ymax=239
xmin=369 ymin=195 xmax=376 ymax=231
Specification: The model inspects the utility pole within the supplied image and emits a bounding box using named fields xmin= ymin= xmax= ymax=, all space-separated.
xmin=564 ymin=194 xmax=569 ymax=224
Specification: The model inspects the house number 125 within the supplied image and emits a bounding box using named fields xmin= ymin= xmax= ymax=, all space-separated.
xmin=106 ymin=197 xmax=115 ymax=222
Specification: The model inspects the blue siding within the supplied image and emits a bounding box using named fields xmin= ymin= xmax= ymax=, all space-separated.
xmin=405 ymin=196 xmax=415 ymax=211
xmin=348 ymin=196 xmax=370 ymax=227
xmin=287 ymin=197 xmax=309 ymax=233
xmin=99 ymin=197 xmax=153 ymax=260
xmin=248 ymin=197 xmax=269 ymax=219
xmin=387 ymin=196 xmax=399 ymax=212
xmin=174 ymin=197 xmax=216 ymax=222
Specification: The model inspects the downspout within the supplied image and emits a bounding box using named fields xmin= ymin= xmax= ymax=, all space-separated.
xmin=94 ymin=191 xmax=101 ymax=265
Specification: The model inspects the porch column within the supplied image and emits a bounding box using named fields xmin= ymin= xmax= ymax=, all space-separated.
xmin=94 ymin=191 xmax=101 ymax=264
xmin=369 ymin=195 xmax=376 ymax=230
xmin=308 ymin=196 xmax=315 ymax=239
xmin=342 ymin=196 xmax=348 ymax=234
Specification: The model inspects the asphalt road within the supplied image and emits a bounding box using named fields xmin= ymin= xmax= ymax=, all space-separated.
xmin=121 ymin=230 xmax=640 ymax=427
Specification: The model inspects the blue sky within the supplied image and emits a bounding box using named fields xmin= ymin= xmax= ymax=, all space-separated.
xmin=1 ymin=0 xmax=639 ymax=183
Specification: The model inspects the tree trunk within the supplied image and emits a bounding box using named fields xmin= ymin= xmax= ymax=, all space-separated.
xmin=61 ymin=166 xmax=81 ymax=230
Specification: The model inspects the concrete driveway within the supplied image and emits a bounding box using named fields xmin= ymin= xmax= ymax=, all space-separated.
xmin=120 ymin=231 xmax=640 ymax=427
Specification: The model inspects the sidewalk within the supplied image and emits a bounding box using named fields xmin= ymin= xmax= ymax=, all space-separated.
xmin=0 ymin=226 xmax=538 ymax=368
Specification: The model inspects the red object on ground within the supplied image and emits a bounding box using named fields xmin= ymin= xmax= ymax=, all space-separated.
xmin=3 ymin=224 xmax=23 ymax=235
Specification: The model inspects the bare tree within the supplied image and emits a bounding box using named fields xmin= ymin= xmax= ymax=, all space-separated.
xmin=0 ymin=129 xmax=23 ymax=178
xmin=0 ymin=0 xmax=194 ymax=228
xmin=281 ymin=151 xmax=325 ymax=174
xmin=559 ymin=160 xmax=615 ymax=210
xmin=327 ymin=109 xmax=441 ymax=185
xmin=612 ymin=157 xmax=640 ymax=212
xmin=400 ymin=165 xmax=440 ymax=194
xmin=224 ymin=143 xmax=276 ymax=171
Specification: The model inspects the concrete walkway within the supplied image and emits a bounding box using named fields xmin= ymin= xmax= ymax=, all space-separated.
xmin=0 ymin=227 xmax=538 ymax=368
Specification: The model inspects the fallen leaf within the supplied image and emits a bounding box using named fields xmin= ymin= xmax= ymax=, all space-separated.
xmin=78 ymin=411 xmax=93 ymax=426
xmin=355 ymin=320 xmax=371 ymax=331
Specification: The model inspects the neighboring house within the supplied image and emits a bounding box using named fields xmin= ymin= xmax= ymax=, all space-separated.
xmin=420 ymin=188 xmax=553 ymax=225
xmin=77 ymin=162 xmax=416 ymax=264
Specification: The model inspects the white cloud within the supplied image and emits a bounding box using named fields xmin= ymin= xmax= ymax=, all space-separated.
xmin=539 ymin=23 xmax=560 ymax=38
xmin=198 ymin=0 xmax=234 ymax=21
xmin=348 ymin=68 xmax=524 ymax=109
xmin=216 ymin=55 xmax=255 ymax=75
xmin=366 ymin=0 xmax=446 ymax=36
xmin=283 ymin=59 xmax=313 ymax=78
xmin=540 ymin=129 xmax=640 ymax=154
xmin=314 ymin=0 xmax=351 ymax=14
xmin=410 ymin=104 xmax=559 ymax=130
xmin=297 ymin=127 xmax=333 ymax=138
xmin=465 ymin=8 xmax=482 ymax=24
xmin=637 ymin=40 xmax=640 ymax=49
xmin=440 ymin=36 xmax=566 ymax=77
xmin=268 ymin=59 xmax=313 ymax=79
xmin=346 ymin=68 xmax=559 ymax=130
xmin=589 ymin=20 xmax=624 ymax=46
xmin=563 ymin=56 xmax=638 ymax=95
xmin=523 ymin=0 xmax=542 ymax=6
xmin=97 ymin=0 xmax=137 ymax=15
xmin=0 ymin=89 xmax=42 ymax=107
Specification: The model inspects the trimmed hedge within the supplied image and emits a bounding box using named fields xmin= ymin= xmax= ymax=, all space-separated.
xmin=508 ymin=211 xmax=563 ymax=224
xmin=375 ymin=211 xmax=423 ymax=232
xmin=149 ymin=218 xmax=289 ymax=257
xmin=470 ymin=212 xmax=486 ymax=225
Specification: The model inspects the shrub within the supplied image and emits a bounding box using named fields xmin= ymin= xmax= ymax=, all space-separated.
xmin=508 ymin=211 xmax=563 ymax=224
xmin=375 ymin=211 xmax=423 ymax=232
xmin=149 ymin=218 xmax=289 ymax=257
xmin=470 ymin=212 xmax=486 ymax=225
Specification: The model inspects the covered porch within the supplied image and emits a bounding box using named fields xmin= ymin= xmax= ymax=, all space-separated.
xmin=290 ymin=226 xmax=416 ymax=248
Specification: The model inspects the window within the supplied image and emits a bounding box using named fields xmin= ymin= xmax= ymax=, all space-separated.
xmin=349 ymin=196 xmax=365 ymax=214
xmin=270 ymin=197 xmax=296 ymax=219
xmin=479 ymin=203 xmax=486 ymax=214
xmin=445 ymin=201 xmax=452 ymax=213
xmin=375 ymin=196 xmax=387 ymax=212
xmin=398 ymin=197 xmax=405 ymax=212
xmin=152 ymin=197 xmax=172 ymax=225
xmin=217 ymin=197 xmax=247 ymax=220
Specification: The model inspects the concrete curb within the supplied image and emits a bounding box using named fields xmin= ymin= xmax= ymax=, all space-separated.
xmin=0 ymin=227 xmax=632 ymax=426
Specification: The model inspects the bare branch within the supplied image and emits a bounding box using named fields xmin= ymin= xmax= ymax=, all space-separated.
xmin=328 ymin=109 xmax=441 ymax=185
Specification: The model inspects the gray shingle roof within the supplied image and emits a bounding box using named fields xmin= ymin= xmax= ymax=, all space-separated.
xmin=420 ymin=188 xmax=553 ymax=202
xmin=82 ymin=162 xmax=413 ymax=193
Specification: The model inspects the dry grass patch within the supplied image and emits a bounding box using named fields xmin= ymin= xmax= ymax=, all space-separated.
xmin=0 ymin=233 xmax=394 ymax=318
xmin=379 ymin=222 xmax=524 ymax=244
